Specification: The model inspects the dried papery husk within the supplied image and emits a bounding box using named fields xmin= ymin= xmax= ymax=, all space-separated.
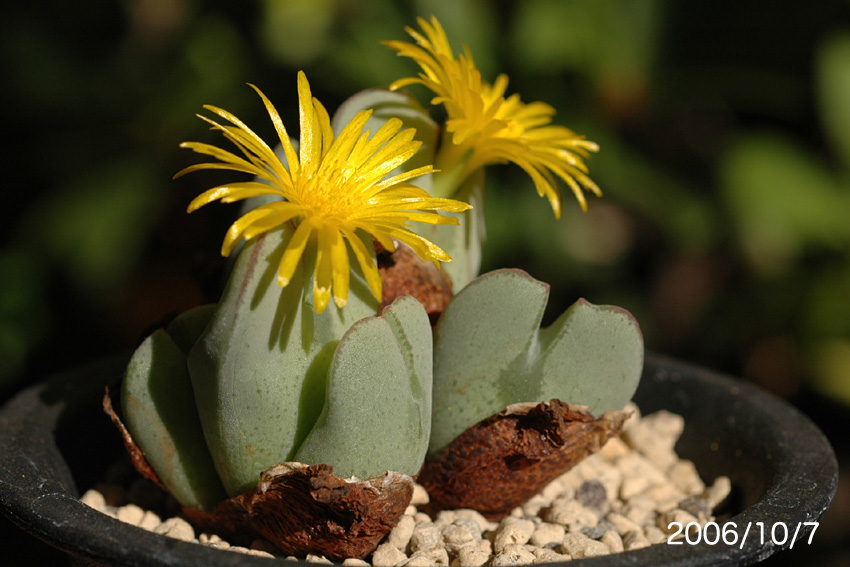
xmin=418 ymin=400 xmax=628 ymax=520
xmin=376 ymin=240 xmax=453 ymax=323
xmin=184 ymin=463 xmax=414 ymax=560
xmin=103 ymin=388 xmax=414 ymax=560
xmin=103 ymin=385 xmax=163 ymax=488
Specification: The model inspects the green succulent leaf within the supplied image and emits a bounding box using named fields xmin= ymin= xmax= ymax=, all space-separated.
xmin=187 ymin=227 xmax=378 ymax=496
xmin=430 ymin=269 xmax=643 ymax=456
xmin=533 ymin=298 xmax=644 ymax=415
xmin=165 ymin=304 xmax=216 ymax=355
xmin=121 ymin=327 xmax=226 ymax=511
xmin=430 ymin=269 xmax=549 ymax=454
xmin=295 ymin=295 xmax=432 ymax=478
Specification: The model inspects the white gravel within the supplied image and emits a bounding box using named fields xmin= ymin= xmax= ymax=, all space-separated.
xmin=81 ymin=403 xmax=731 ymax=565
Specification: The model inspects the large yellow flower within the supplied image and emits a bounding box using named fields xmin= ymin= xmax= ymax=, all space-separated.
xmin=385 ymin=16 xmax=601 ymax=217
xmin=176 ymin=71 xmax=470 ymax=314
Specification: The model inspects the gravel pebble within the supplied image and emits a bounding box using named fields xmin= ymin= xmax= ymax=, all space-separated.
xmin=491 ymin=543 xmax=537 ymax=566
xmin=658 ymin=509 xmax=699 ymax=535
xmin=80 ymin=489 xmax=106 ymax=511
xmin=154 ymin=517 xmax=194 ymax=541
xmin=410 ymin=484 xmax=430 ymax=506
xmin=453 ymin=543 xmax=491 ymax=567
xmin=493 ymin=517 xmax=535 ymax=553
xmin=642 ymin=482 xmax=685 ymax=512
xmin=404 ymin=546 xmax=449 ymax=566
xmin=204 ymin=541 xmax=230 ymax=551
xmin=644 ymin=525 xmax=669 ymax=545
xmin=530 ymin=547 xmax=570 ymax=564
xmin=668 ymin=460 xmax=705 ymax=495
xmin=605 ymin=512 xmax=641 ymax=536
xmin=544 ymin=497 xmax=598 ymax=531
xmin=387 ymin=514 xmax=415 ymax=550
xmin=116 ymin=503 xmax=145 ymax=526
xmin=529 ymin=522 xmax=565 ymax=548
xmin=372 ymin=542 xmax=407 ymax=567
xmin=410 ymin=522 xmax=442 ymax=552
xmin=575 ymin=479 xmax=608 ymax=510
xmin=678 ymin=496 xmax=710 ymax=518
xmin=622 ymin=529 xmax=651 ymax=551
xmin=582 ymin=519 xmax=616 ymax=540
xmin=561 ymin=532 xmax=610 ymax=558
xmin=703 ymin=476 xmax=732 ymax=509
xmin=600 ymin=529 xmax=624 ymax=553
xmin=442 ymin=522 xmax=478 ymax=553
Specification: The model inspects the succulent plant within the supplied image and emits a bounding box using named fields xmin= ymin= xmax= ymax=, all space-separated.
xmin=113 ymin=15 xmax=646 ymax=560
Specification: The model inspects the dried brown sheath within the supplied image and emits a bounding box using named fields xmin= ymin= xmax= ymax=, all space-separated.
xmin=377 ymin=240 xmax=453 ymax=322
xmin=103 ymin=386 xmax=163 ymax=488
xmin=184 ymin=463 xmax=413 ymax=560
xmin=418 ymin=400 xmax=627 ymax=520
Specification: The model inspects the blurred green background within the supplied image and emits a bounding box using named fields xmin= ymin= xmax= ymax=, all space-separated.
xmin=1 ymin=0 xmax=849 ymax=565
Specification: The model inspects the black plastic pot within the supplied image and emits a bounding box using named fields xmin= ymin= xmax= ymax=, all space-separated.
xmin=0 ymin=353 xmax=838 ymax=566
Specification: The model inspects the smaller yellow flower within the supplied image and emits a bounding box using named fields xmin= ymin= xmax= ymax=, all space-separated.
xmin=385 ymin=16 xmax=601 ymax=217
xmin=175 ymin=71 xmax=471 ymax=313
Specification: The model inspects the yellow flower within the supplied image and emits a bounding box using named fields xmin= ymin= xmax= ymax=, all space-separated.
xmin=385 ymin=16 xmax=601 ymax=217
xmin=175 ymin=71 xmax=471 ymax=314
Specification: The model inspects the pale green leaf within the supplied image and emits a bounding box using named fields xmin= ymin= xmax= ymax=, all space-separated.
xmin=430 ymin=269 xmax=549 ymax=455
xmin=534 ymin=299 xmax=643 ymax=415
xmin=294 ymin=296 xmax=432 ymax=478
xmin=122 ymin=329 xmax=226 ymax=510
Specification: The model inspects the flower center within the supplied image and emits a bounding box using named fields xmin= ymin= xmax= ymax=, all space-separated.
xmin=295 ymin=170 xmax=362 ymax=222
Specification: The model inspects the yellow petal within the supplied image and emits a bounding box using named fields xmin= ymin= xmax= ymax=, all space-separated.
xmin=380 ymin=225 xmax=453 ymax=263
xmin=200 ymin=106 xmax=280 ymax=171
xmin=297 ymin=71 xmax=317 ymax=176
xmin=187 ymin=182 xmax=284 ymax=213
xmin=327 ymin=109 xmax=373 ymax=166
xmin=371 ymin=165 xmax=436 ymax=193
xmin=314 ymin=97 xmax=334 ymax=158
xmin=341 ymin=227 xmax=382 ymax=302
xmin=240 ymin=202 xmax=304 ymax=242
xmin=248 ymin=83 xmax=300 ymax=178
xmin=221 ymin=207 xmax=279 ymax=256
xmin=328 ymin=225 xmax=350 ymax=308
xmin=312 ymin=223 xmax=334 ymax=314
xmin=278 ymin=217 xmax=315 ymax=287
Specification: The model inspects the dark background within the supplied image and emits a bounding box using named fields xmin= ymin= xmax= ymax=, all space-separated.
xmin=1 ymin=1 xmax=848 ymax=565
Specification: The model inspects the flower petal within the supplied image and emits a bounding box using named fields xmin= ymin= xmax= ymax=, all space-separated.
xmin=340 ymin=227 xmax=382 ymax=301
xmin=278 ymin=217 xmax=316 ymax=287
xmin=248 ymin=83 xmax=300 ymax=178
xmin=312 ymin=223 xmax=333 ymax=314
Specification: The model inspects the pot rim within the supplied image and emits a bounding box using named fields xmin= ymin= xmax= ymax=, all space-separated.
xmin=0 ymin=352 xmax=838 ymax=567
